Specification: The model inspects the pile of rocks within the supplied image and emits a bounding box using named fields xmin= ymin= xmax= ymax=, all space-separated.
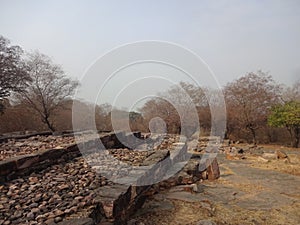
xmin=0 ymin=147 xmax=192 ymax=225
xmin=109 ymin=149 xmax=153 ymax=166
xmin=0 ymin=132 xmax=221 ymax=225
xmin=192 ymin=136 xmax=221 ymax=153
xmin=0 ymin=136 xmax=76 ymax=161
xmin=153 ymin=134 xmax=179 ymax=150
xmin=257 ymin=150 xmax=290 ymax=163
xmin=0 ymin=157 xmax=108 ymax=225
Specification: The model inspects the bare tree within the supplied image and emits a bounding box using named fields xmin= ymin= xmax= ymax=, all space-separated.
xmin=17 ymin=52 xmax=79 ymax=132
xmin=0 ymin=36 xmax=30 ymax=112
xmin=282 ymin=79 xmax=300 ymax=102
xmin=161 ymin=82 xmax=201 ymax=137
xmin=178 ymin=82 xmax=207 ymax=107
xmin=95 ymin=103 xmax=113 ymax=131
xmin=225 ymin=71 xmax=280 ymax=143
xmin=140 ymin=82 xmax=204 ymax=135
xmin=0 ymin=101 xmax=45 ymax=133
xmin=140 ymin=98 xmax=180 ymax=134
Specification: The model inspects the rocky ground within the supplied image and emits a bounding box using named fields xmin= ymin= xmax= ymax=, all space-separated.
xmin=0 ymin=133 xmax=179 ymax=162
xmin=0 ymin=156 xmax=110 ymax=224
xmin=131 ymin=152 xmax=300 ymax=225
xmin=108 ymin=149 xmax=153 ymax=166
xmin=1 ymin=133 xmax=299 ymax=225
xmin=0 ymin=141 xmax=165 ymax=225
xmin=0 ymin=135 xmax=76 ymax=161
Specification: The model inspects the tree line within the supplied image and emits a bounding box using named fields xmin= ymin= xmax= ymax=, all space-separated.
xmin=0 ymin=35 xmax=299 ymax=147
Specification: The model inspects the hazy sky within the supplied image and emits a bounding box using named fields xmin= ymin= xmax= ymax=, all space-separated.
xmin=1 ymin=0 xmax=299 ymax=108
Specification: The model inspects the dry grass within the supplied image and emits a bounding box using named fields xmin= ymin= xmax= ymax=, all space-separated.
xmin=133 ymin=144 xmax=300 ymax=225
xmin=133 ymin=198 xmax=300 ymax=225
xmin=248 ymin=154 xmax=300 ymax=176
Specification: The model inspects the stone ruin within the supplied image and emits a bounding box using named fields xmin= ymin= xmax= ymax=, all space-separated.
xmin=0 ymin=131 xmax=221 ymax=225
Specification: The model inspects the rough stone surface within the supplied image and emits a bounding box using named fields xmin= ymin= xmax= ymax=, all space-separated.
xmin=0 ymin=132 xmax=220 ymax=225
xmin=196 ymin=220 xmax=217 ymax=225
xmin=276 ymin=150 xmax=288 ymax=159
xmin=206 ymin=158 xmax=220 ymax=181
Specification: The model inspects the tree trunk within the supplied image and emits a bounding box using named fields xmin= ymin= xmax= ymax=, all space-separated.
xmin=287 ymin=127 xmax=294 ymax=148
xmin=294 ymin=138 xmax=299 ymax=148
xmin=43 ymin=116 xmax=55 ymax=132
xmin=293 ymin=127 xmax=299 ymax=148
xmin=250 ymin=128 xmax=257 ymax=144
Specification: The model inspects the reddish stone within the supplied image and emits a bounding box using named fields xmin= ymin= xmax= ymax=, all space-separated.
xmin=206 ymin=158 xmax=220 ymax=180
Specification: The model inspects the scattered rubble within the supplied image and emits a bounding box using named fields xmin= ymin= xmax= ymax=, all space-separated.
xmin=0 ymin=157 xmax=107 ymax=224
xmin=0 ymin=132 xmax=221 ymax=224
xmin=0 ymin=135 xmax=76 ymax=161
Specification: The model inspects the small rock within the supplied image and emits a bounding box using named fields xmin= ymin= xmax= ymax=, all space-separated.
xmin=12 ymin=211 xmax=22 ymax=220
xmin=257 ymin=156 xmax=269 ymax=163
xmin=26 ymin=212 xmax=35 ymax=219
xmin=74 ymin=196 xmax=84 ymax=201
xmin=191 ymin=183 xmax=204 ymax=193
xmin=196 ymin=220 xmax=217 ymax=225
xmin=54 ymin=217 xmax=63 ymax=223
xmin=31 ymin=207 xmax=39 ymax=214
xmin=276 ymin=150 xmax=288 ymax=160
xmin=262 ymin=153 xmax=277 ymax=160
xmin=44 ymin=218 xmax=55 ymax=225
xmin=54 ymin=209 xmax=64 ymax=216
xmin=206 ymin=158 xmax=220 ymax=180
xmin=58 ymin=184 xmax=69 ymax=191
xmin=28 ymin=177 xmax=39 ymax=183
xmin=29 ymin=202 xmax=38 ymax=208
xmin=36 ymin=215 xmax=46 ymax=222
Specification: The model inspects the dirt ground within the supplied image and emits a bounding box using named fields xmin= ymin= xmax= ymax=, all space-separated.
xmin=131 ymin=147 xmax=300 ymax=225
xmin=244 ymin=145 xmax=300 ymax=176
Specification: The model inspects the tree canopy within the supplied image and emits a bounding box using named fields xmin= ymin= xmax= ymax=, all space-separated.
xmin=17 ymin=52 xmax=79 ymax=132
xmin=0 ymin=36 xmax=30 ymax=112
xmin=225 ymin=71 xmax=280 ymax=143
xmin=268 ymin=101 xmax=300 ymax=148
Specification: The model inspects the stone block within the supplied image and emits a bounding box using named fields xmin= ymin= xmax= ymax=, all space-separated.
xmin=15 ymin=154 xmax=40 ymax=169
xmin=0 ymin=159 xmax=16 ymax=177
xmin=38 ymin=149 xmax=64 ymax=161
xmin=206 ymin=158 xmax=220 ymax=180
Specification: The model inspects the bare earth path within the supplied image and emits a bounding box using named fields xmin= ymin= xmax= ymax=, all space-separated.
xmin=131 ymin=155 xmax=300 ymax=225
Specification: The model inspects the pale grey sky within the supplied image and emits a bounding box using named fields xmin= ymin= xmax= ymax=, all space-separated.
xmin=1 ymin=0 xmax=299 ymax=108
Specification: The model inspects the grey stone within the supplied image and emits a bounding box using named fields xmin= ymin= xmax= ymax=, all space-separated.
xmin=262 ymin=153 xmax=277 ymax=160
xmin=54 ymin=217 xmax=63 ymax=223
xmin=196 ymin=220 xmax=217 ymax=225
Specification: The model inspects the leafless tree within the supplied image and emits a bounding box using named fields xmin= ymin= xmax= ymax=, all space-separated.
xmin=0 ymin=36 xmax=30 ymax=112
xmin=140 ymin=82 xmax=205 ymax=136
xmin=140 ymin=98 xmax=180 ymax=134
xmin=224 ymin=71 xmax=280 ymax=143
xmin=17 ymin=52 xmax=79 ymax=132
xmin=282 ymin=79 xmax=300 ymax=102
xmin=95 ymin=103 xmax=113 ymax=131
xmin=161 ymin=82 xmax=201 ymax=137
